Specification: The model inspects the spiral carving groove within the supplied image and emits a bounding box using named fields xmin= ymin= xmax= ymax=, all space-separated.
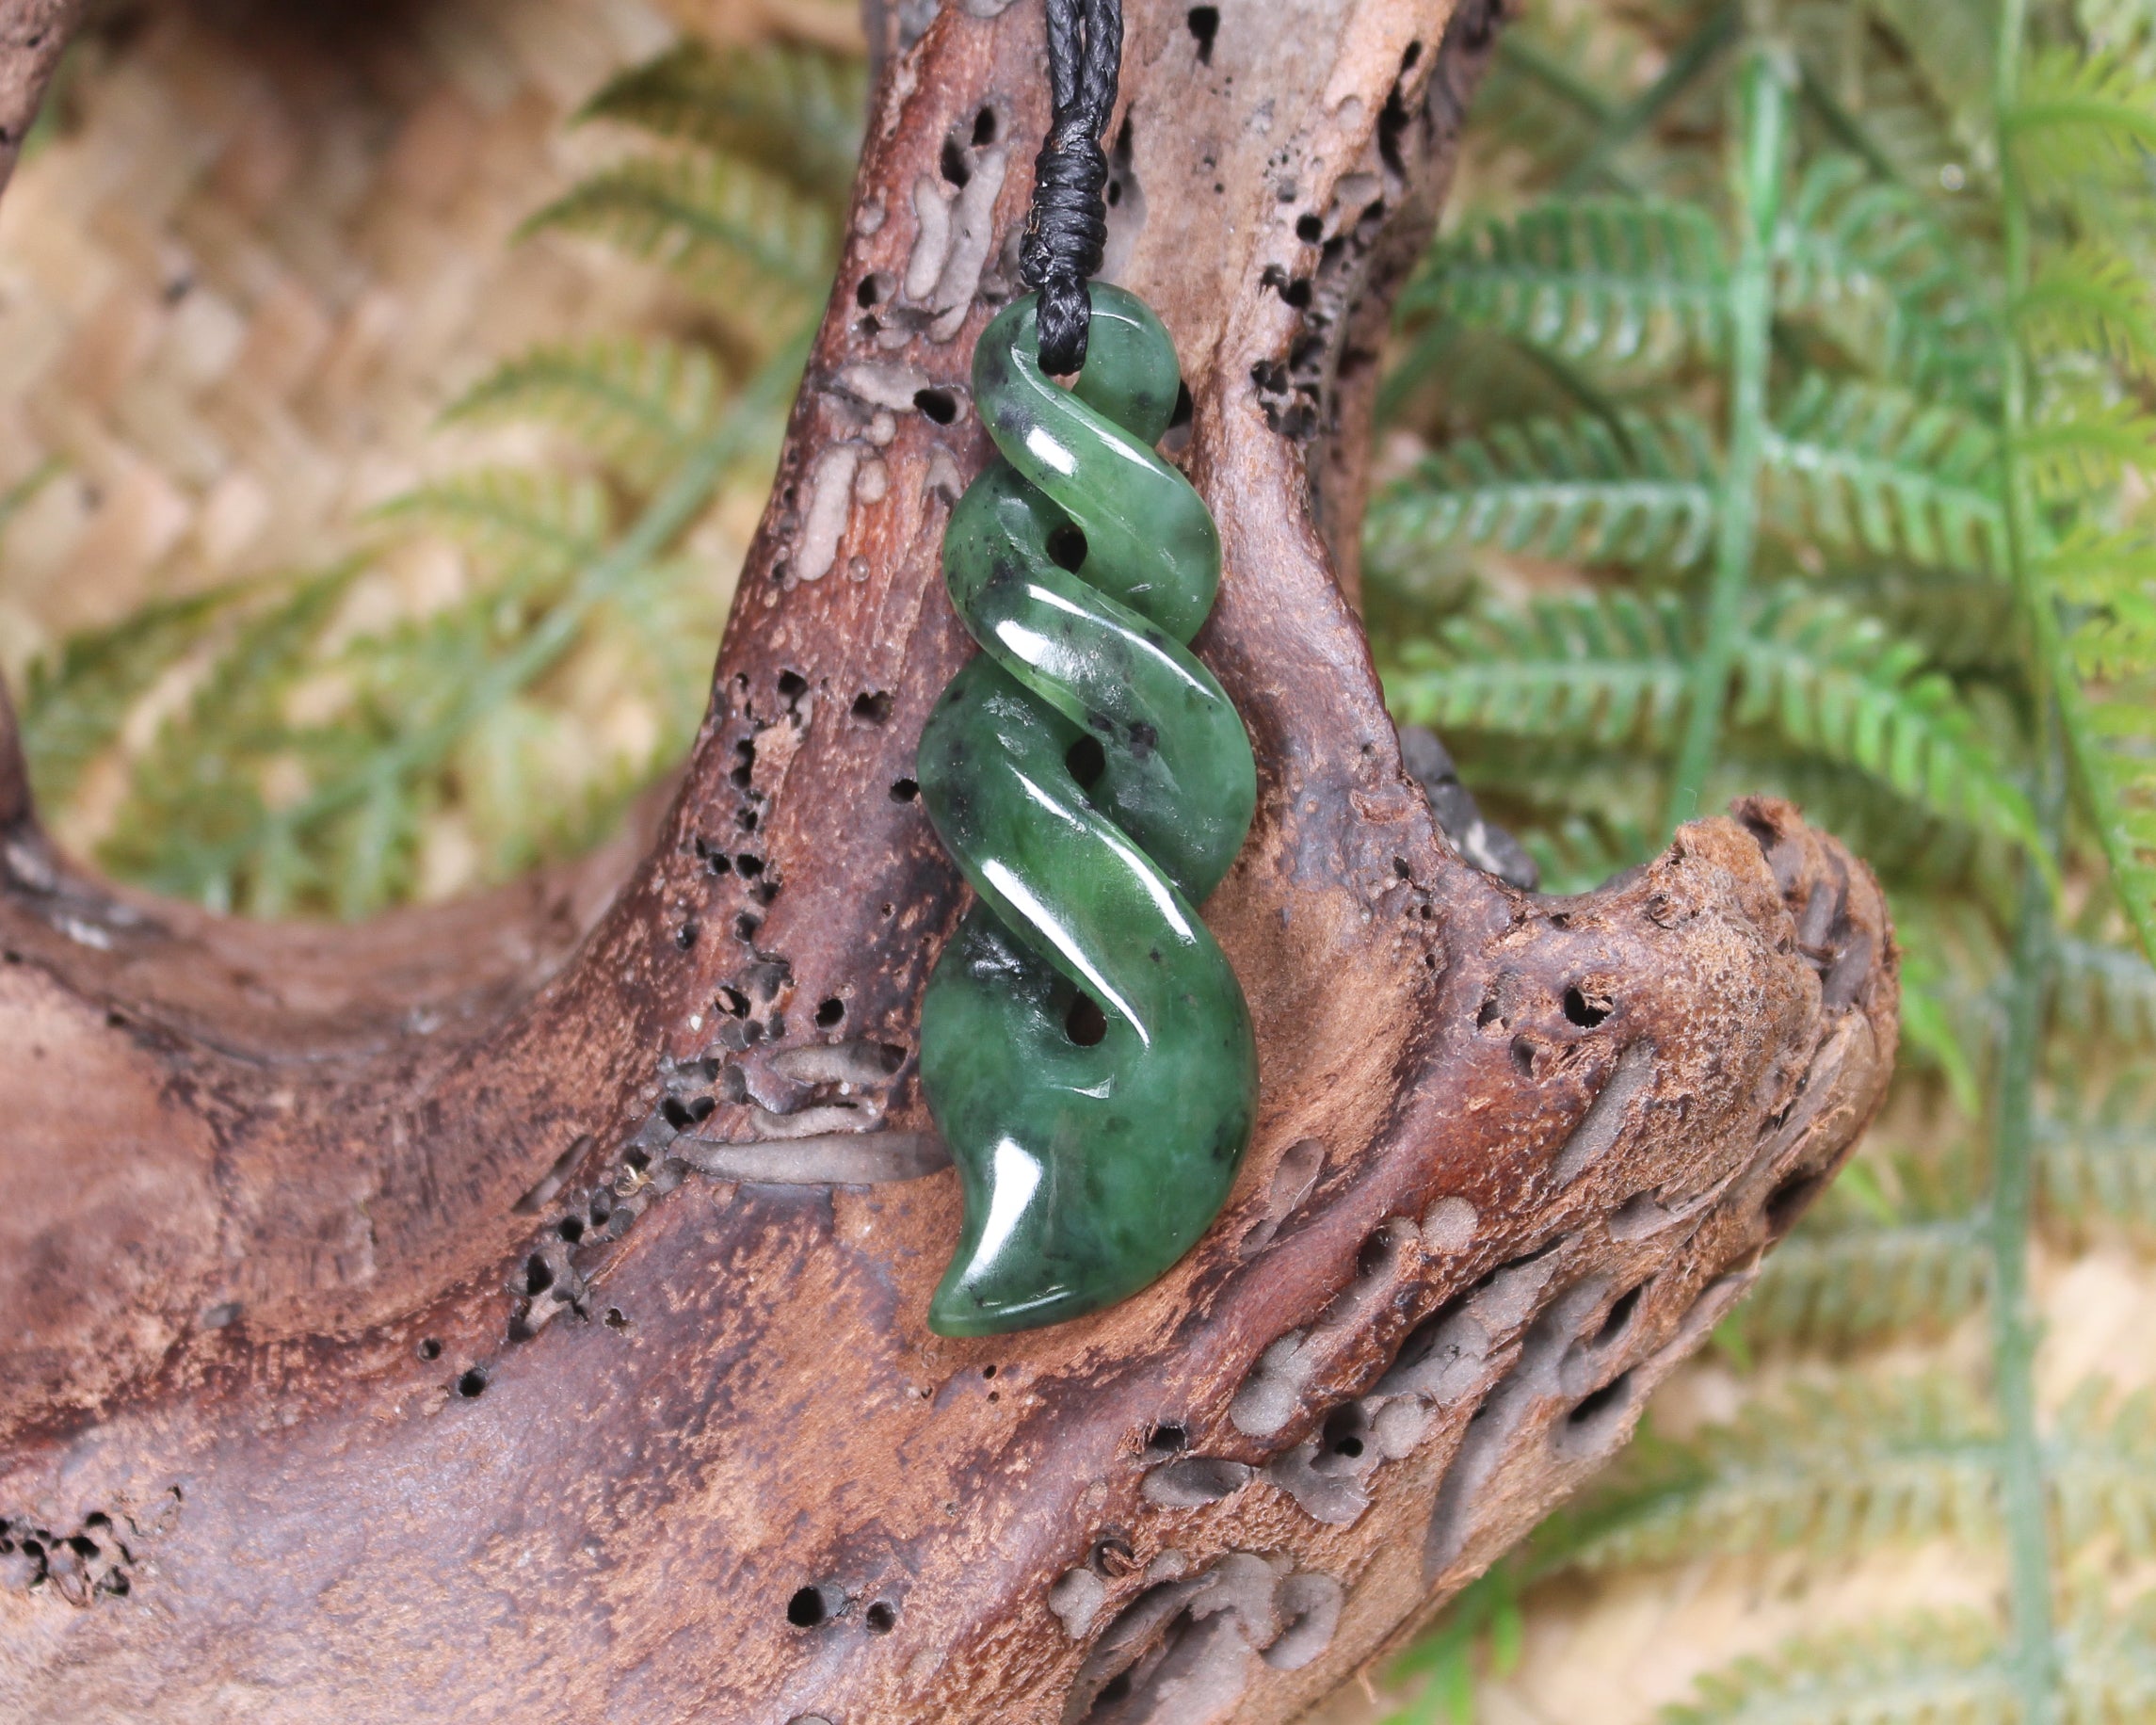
xmin=916 ymin=285 xmax=1258 ymax=1336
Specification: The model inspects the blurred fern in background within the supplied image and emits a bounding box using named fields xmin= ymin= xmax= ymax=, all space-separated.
xmin=14 ymin=37 xmax=863 ymax=916
xmin=1369 ymin=0 xmax=2156 ymax=1718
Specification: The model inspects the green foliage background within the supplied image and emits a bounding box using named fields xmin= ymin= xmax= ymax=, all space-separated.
xmin=11 ymin=39 xmax=863 ymax=917
xmin=7 ymin=5 xmax=2156 ymax=1720
xmin=1367 ymin=0 xmax=2156 ymax=1717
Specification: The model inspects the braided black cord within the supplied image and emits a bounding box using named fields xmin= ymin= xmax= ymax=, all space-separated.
xmin=1021 ymin=0 xmax=1121 ymax=375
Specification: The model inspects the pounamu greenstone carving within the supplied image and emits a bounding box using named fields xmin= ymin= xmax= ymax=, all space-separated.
xmin=916 ymin=284 xmax=1257 ymax=1336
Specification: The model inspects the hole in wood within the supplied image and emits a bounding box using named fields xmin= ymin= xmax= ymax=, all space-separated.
xmin=1593 ymin=1282 xmax=1644 ymax=1346
xmin=913 ymin=387 xmax=957 ymax=424
xmin=1765 ymin=1168 xmax=1828 ymax=1236
xmin=1563 ymin=986 xmax=1613 ymax=1028
xmin=1567 ymin=1370 xmax=1633 ymax=1433
xmin=1186 ymin=4 xmax=1219 ymax=62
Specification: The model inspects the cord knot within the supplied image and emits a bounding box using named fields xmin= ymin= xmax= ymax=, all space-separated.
xmin=1019 ymin=0 xmax=1121 ymax=376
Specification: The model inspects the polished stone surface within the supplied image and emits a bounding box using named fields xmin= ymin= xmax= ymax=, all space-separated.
xmin=916 ymin=286 xmax=1257 ymax=1335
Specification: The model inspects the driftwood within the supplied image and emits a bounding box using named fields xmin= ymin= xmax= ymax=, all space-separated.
xmin=0 ymin=1 xmax=1897 ymax=1720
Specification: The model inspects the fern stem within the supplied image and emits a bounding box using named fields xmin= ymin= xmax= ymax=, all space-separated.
xmin=1987 ymin=1 xmax=2063 ymax=1717
xmin=1665 ymin=46 xmax=1787 ymax=834
xmin=1991 ymin=819 xmax=2063 ymax=1725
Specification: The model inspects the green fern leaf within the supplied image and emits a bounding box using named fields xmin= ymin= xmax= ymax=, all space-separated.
xmin=375 ymin=470 xmax=610 ymax=574
xmin=1762 ymin=378 xmax=2006 ymax=573
xmin=2053 ymin=933 xmax=2156 ymax=1043
xmin=2005 ymin=48 xmax=2156 ymax=194
xmin=2061 ymin=1592 xmax=2156 ymax=1719
xmin=1744 ymin=1216 xmax=1987 ymax=1348
xmin=2051 ymin=525 xmax=2156 ymax=956
xmin=2051 ymin=1380 xmax=2156 ymax=1558
xmin=2019 ymin=397 xmax=2156 ymax=501
xmin=2040 ymin=1072 xmax=2156 ymax=1228
xmin=1383 ymin=590 xmax=1692 ymax=749
xmin=1366 ymin=411 xmax=1719 ymax=569
xmin=99 ymin=567 xmax=365 ymax=915
xmin=523 ymin=155 xmax=836 ymax=330
xmin=577 ymin=40 xmax=865 ymax=204
xmin=2018 ymin=244 xmax=2156 ymax=378
xmin=1406 ymin=199 xmax=1728 ymax=367
xmin=18 ymin=585 xmax=247 ymax=809
xmin=1735 ymin=589 xmax=2043 ymax=854
xmin=1775 ymin=153 xmax=1996 ymax=394
xmin=1661 ymin=1614 xmax=2011 ymax=1725
xmin=442 ymin=337 xmax=727 ymax=490
xmin=1543 ymin=1375 xmax=2002 ymax=1575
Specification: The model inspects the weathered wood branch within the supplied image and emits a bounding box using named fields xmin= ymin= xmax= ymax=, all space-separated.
xmin=0 ymin=0 xmax=75 ymax=202
xmin=0 ymin=2 xmax=1896 ymax=1720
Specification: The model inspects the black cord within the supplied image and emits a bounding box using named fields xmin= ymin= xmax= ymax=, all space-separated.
xmin=1021 ymin=0 xmax=1122 ymax=375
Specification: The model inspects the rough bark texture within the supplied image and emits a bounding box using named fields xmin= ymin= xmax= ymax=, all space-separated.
xmin=0 ymin=0 xmax=76 ymax=201
xmin=0 ymin=2 xmax=1898 ymax=1721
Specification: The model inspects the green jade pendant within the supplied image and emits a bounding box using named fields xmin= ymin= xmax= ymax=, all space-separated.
xmin=916 ymin=283 xmax=1258 ymax=1337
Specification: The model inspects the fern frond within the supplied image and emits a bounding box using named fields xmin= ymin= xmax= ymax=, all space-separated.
xmin=18 ymin=585 xmax=247 ymax=808
xmin=1407 ymin=199 xmax=1728 ymax=367
xmin=1366 ymin=411 xmax=1720 ymax=569
xmin=1543 ymin=1375 xmax=2001 ymax=1575
xmin=442 ymin=337 xmax=726 ymax=490
xmin=1383 ymin=591 xmax=1691 ymax=749
xmin=1775 ymin=153 xmax=1996 ymax=394
xmin=1762 ymin=378 xmax=2006 ymax=573
xmin=2051 ymin=1380 xmax=2156 ymax=1558
xmin=1521 ymin=806 xmax=1659 ymax=895
xmin=1744 ymin=1216 xmax=1987 ymax=1348
xmin=2005 ymin=48 xmax=2156 ymax=195
xmin=523 ymin=156 xmax=836 ymax=328
xmin=1735 ymin=590 xmax=2043 ymax=854
xmin=99 ymin=567 xmax=365 ymax=916
xmin=2018 ymin=244 xmax=2156 ymax=378
xmin=2051 ymin=527 xmax=2156 ymax=682
xmin=576 ymin=40 xmax=865 ymax=203
xmin=2053 ymin=933 xmax=2156 ymax=1043
xmin=2019 ymin=397 xmax=2156 ymax=501
xmin=375 ymin=470 xmax=610 ymax=574
xmin=2040 ymin=1072 xmax=2156 ymax=1228
xmin=2060 ymin=1592 xmax=2156 ymax=1719
xmin=1662 ymin=1614 xmax=2011 ymax=1725
xmin=2045 ymin=526 xmax=2156 ymax=956
xmin=2078 ymin=0 xmax=2156 ymax=76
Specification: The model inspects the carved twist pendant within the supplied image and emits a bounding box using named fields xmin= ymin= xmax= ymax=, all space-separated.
xmin=916 ymin=284 xmax=1259 ymax=1337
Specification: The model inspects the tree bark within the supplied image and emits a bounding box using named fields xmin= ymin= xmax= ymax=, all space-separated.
xmin=0 ymin=1 xmax=1897 ymax=1720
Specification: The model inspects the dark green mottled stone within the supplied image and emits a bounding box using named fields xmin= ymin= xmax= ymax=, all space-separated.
xmin=916 ymin=286 xmax=1257 ymax=1337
